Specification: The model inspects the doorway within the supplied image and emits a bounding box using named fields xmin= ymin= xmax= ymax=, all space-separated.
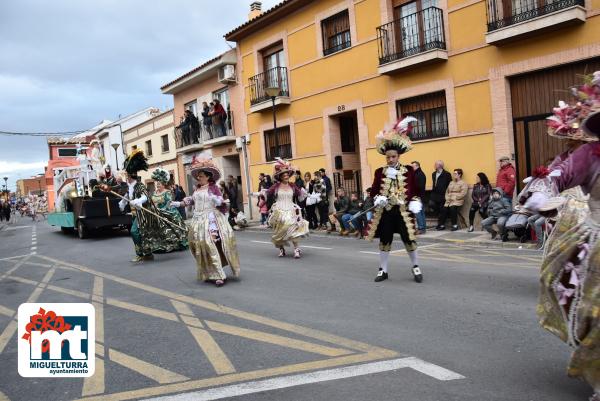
xmin=329 ymin=111 xmax=362 ymax=195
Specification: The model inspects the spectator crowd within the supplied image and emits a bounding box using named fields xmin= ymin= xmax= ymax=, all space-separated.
xmin=249 ymin=154 xmax=550 ymax=248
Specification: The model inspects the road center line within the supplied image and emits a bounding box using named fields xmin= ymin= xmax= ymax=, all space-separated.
xmin=142 ymin=357 xmax=465 ymax=401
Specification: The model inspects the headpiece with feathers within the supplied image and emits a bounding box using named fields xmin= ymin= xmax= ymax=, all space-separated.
xmin=376 ymin=116 xmax=417 ymax=155
xmin=123 ymin=149 xmax=149 ymax=175
xmin=151 ymin=168 xmax=170 ymax=184
xmin=273 ymin=158 xmax=296 ymax=179
xmin=546 ymin=72 xmax=600 ymax=142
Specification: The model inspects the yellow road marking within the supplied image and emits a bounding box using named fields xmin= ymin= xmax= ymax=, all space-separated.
xmin=46 ymin=284 xmax=90 ymax=300
xmin=180 ymin=315 xmax=203 ymax=328
xmin=105 ymin=298 xmax=179 ymax=322
xmin=478 ymin=248 xmax=542 ymax=263
xmin=36 ymin=255 xmax=390 ymax=355
xmin=390 ymin=254 xmax=538 ymax=268
xmin=108 ymin=349 xmax=189 ymax=384
xmin=82 ymin=357 xmax=105 ymax=396
xmin=187 ymin=326 xmax=236 ymax=375
xmin=170 ymin=300 xmax=194 ymax=316
xmin=92 ymin=276 xmax=103 ymax=303
xmin=96 ymin=343 xmax=105 ymax=357
xmin=6 ymin=275 xmax=37 ymax=286
xmin=0 ymin=321 xmax=18 ymax=355
xmin=205 ymin=320 xmax=353 ymax=357
xmin=0 ymin=389 xmax=10 ymax=401
xmin=77 ymin=351 xmax=391 ymax=401
xmin=0 ymin=305 xmax=14 ymax=317
xmin=0 ymin=254 xmax=31 ymax=281
xmin=0 ymin=267 xmax=55 ymax=353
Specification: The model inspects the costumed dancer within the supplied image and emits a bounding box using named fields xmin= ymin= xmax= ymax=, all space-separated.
xmin=151 ymin=168 xmax=188 ymax=251
xmin=88 ymin=139 xmax=103 ymax=174
xmin=99 ymin=164 xmax=117 ymax=187
xmin=368 ymin=117 xmax=423 ymax=283
xmin=170 ymin=159 xmax=240 ymax=287
xmin=115 ymin=150 xmax=188 ymax=262
xmin=532 ymin=72 xmax=600 ymax=399
xmin=266 ymin=159 xmax=309 ymax=259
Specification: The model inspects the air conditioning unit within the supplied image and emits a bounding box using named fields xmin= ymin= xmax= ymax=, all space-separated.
xmin=218 ymin=65 xmax=237 ymax=84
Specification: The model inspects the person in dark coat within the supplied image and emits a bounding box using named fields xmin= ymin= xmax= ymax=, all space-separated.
xmin=429 ymin=160 xmax=452 ymax=218
xmin=177 ymin=110 xmax=199 ymax=146
xmin=411 ymin=161 xmax=427 ymax=234
xmin=174 ymin=184 xmax=187 ymax=219
xmin=468 ymin=172 xmax=492 ymax=232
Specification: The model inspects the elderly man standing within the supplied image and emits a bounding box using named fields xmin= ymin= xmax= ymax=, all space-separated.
xmin=495 ymin=156 xmax=516 ymax=206
xmin=429 ymin=160 xmax=452 ymax=218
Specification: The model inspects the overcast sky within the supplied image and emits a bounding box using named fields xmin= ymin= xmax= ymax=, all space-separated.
xmin=0 ymin=0 xmax=279 ymax=191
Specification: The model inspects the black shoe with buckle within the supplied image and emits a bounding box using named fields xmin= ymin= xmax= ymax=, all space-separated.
xmin=412 ymin=265 xmax=423 ymax=283
xmin=374 ymin=269 xmax=388 ymax=282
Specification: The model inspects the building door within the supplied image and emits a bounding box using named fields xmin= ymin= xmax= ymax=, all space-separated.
xmin=331 ymin=111 xmax=362 ymax=195
xmin=509 ymin=57 xmax=600 ymax=190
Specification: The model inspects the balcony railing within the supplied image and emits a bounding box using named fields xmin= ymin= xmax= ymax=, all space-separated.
xmin=377 ymin=7 xmax=446 ymax=65
xmin=486 ymin=0 xmax=584 ymax=31
xmin=249 ymin=67 xmax=290 ymax=106
xmin=175 ymin=117 xmax=235 ymax=149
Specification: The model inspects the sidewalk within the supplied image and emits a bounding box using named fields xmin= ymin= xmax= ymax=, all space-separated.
xmin=243 ymin=221 xmax=538 ymax=249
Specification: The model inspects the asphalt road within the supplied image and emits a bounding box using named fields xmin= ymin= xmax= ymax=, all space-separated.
xmin=0 ymin=216 xmax=592 ymax=401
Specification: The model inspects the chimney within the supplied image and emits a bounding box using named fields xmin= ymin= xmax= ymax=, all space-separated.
xmin=248 ymin=1 xmax=262 ymax=20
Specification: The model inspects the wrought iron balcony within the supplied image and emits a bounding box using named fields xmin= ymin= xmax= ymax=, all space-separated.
xmin=486 ymin=0 xmax=585 ymax=31
xmin=175 ymin=118 xmax=235 ymax=150
xmin=376 ymin=7 xmax=446 ymax=66
xmin=249 ymin=67 xmax=290 ymax=106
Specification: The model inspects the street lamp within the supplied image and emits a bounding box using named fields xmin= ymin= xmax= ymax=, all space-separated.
xmin=265 ymin=84 xmax=281 ymax=160
xmin=111 ymin=143 xmax=121 ymax=168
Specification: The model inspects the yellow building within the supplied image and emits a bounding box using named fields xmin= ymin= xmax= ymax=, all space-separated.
xmin=123 ymin=109 xmax=180 ymax=194
xmin=225 ymin=0 xmax=600 ymax=196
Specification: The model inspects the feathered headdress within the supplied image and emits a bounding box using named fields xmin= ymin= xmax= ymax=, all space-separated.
xmin=123 ymin=149 xmax=149 ymax=175
xmin=547 ymin=72 xmax=600 ymax=142
xmin=272 ymin=158 xmax=295 ymax=179
xmin=189 ymin=157 xmax=221 ymax=182
xmin=376 ymin=116 xmax=417 ymax=155
xmin=151 ymin=168 xmax=170 ymax=184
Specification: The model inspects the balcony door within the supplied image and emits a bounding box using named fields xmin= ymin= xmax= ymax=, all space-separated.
xmin=393 ymin=0 xmax=439 ymax=55
xmin=262 ymin=44 xmax=286 ymax=96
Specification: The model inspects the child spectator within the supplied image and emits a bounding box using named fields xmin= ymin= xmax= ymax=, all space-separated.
xmin=258 ymin=194 xmax=269 ymax=226
xmin=481 ymin=188 xmax=512 ymax=240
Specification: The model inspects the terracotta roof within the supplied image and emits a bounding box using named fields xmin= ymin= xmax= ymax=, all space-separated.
xmin=225 ymin=0 xmax=313 ymax=42
xmin=160 ymin=54 xmax=225 ymax=91
xmin=46 ymin=136 xmax=94 ymax=144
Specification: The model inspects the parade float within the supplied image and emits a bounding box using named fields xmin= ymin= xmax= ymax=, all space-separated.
xmin=47 ymin=157 xmax=131 ymax=239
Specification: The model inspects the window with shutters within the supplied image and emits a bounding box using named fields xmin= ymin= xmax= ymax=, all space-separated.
xmin=321 ymin=10 xmax=351 ymax=56
xmin=145 ymin=140 xmax=152 ymax=157
xmin=264 ymin=126 xmax=292 ymax=162
xmin=396 ymin=91 xmax=448 ymax=141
